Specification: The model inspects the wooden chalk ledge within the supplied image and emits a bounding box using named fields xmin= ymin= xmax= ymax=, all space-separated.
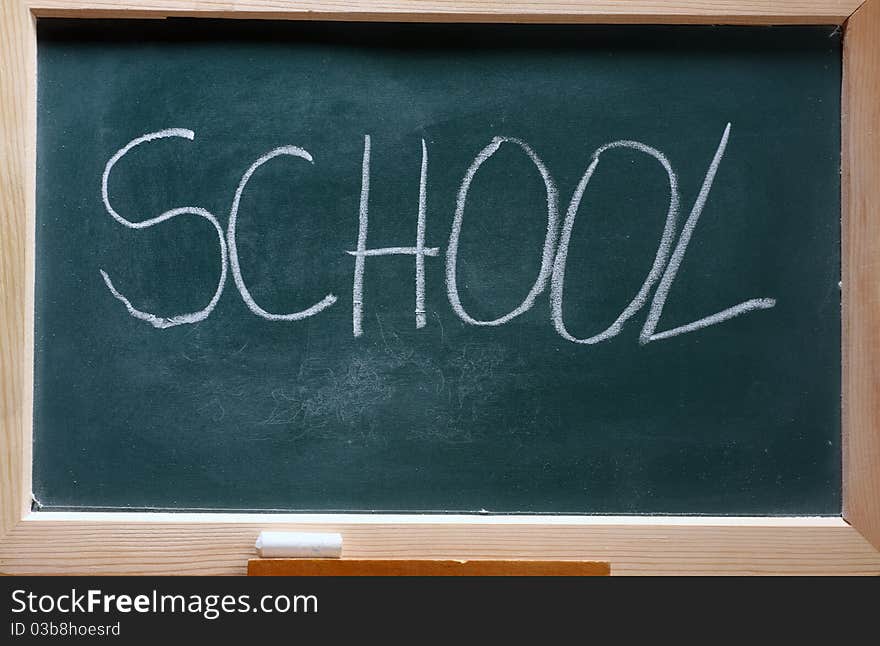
xmin=248 ymin=559 xmax=610 ymax=576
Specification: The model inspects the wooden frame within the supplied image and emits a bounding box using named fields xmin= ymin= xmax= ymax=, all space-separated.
xmin=1 ymin=0 xmax=879 ymax=576
xmin=247 ymin=559 xmax=612 ymax=575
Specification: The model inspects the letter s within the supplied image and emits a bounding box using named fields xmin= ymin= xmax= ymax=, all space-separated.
xmin=100 ymin=129 xmax=228 ymax=328
xmin=11 ymin=590 xmax=26 ymax=613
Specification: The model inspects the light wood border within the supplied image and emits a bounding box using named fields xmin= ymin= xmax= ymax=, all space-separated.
xmin=2 ymin=0 xmax=879 ymax=575
xmin=17 ymin=0 xmax=872 ymax=24
xmin=842 ymin=0 xmax=880 ymax=562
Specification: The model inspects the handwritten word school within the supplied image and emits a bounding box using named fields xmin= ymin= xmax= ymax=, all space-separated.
xmin=99 ymin=124 xmax=775 ymax=345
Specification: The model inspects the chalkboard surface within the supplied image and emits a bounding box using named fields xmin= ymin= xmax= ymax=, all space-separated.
xmin=34 ymin=20 xmax=841 ymax=513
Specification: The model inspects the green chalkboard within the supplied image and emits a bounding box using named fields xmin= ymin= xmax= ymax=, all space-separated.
xmin=33 ymin=19 xmax=841 ymax=514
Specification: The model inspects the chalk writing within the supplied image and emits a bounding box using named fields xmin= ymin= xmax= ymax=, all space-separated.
xmin=228 ymin=145 xmax=337 ymax=321
xmin=101 ymin=128 xmax=228 ymax=329
xmin=100 ymin=124 xmax=774 ymax=343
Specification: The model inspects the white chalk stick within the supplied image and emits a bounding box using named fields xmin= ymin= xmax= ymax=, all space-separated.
xmin=254 ymin=531 xmax=343 ymax=558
